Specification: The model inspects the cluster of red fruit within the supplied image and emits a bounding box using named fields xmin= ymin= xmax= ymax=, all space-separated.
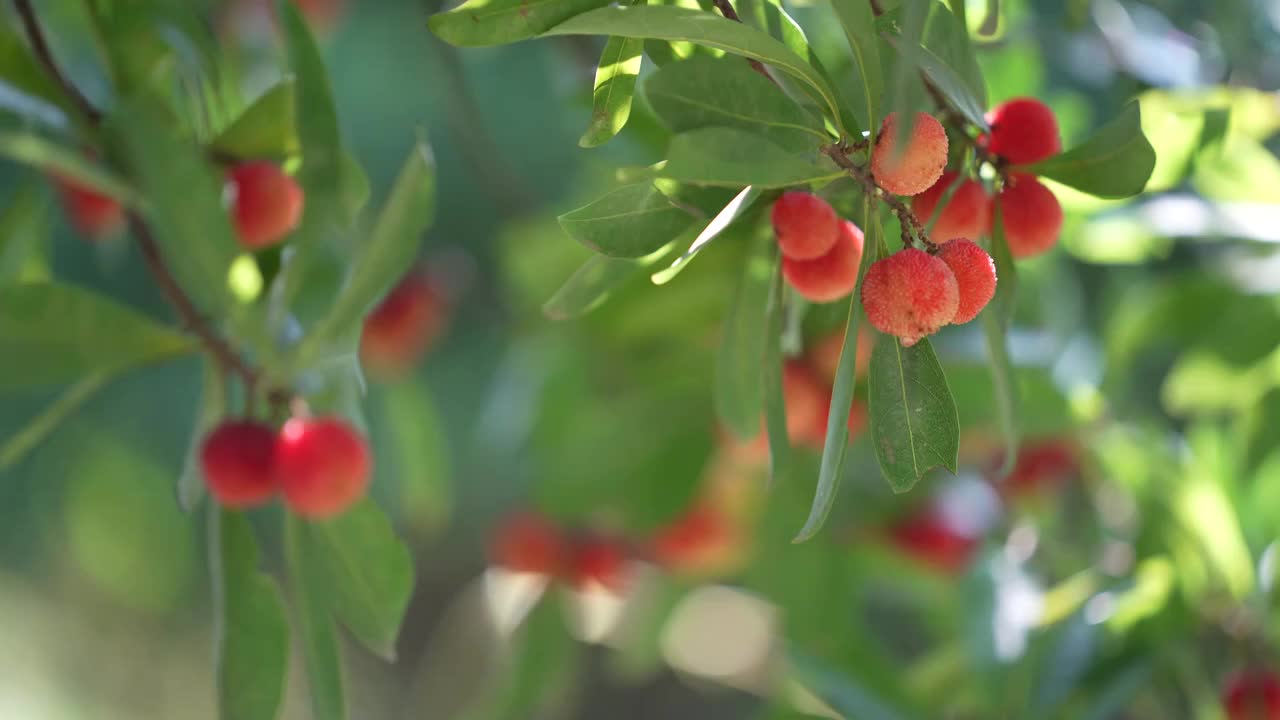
xmin=200 ymin=416 xmax=370 ymax=518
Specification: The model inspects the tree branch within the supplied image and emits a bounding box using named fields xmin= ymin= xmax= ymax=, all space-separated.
xmin=821 ymin=144 xmax=929 ymax=248
xmin=710 ymin=0 xmax=772 ymax=80
xmin=12 ymin=0 xmax=101 ymax=124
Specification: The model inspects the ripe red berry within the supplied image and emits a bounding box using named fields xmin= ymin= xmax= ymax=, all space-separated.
xmin=871 ymin=112 xmax=949 ymax=196
xmin=887 ymin=508 xmax=978 ymax=574
xmin=936 ymin=239 xmax=996 ymax=324
xmin=911 ymin=171 xmax=992 ymax=244
xmin=771 ymin=191 xmax=840 ymax=260
xmin=490 ymin=512 xmax=564 ymax=576
xmin=1223 ymin=670 xmax=1280 ymax=720
xmin=200 ymin=421 xmax=278 ymax=508
xmin=982 ymin=97 xmax=1061 ymax=165
xmin=649 ymin=504 xmax=741 ymax=576
xmin=227 ymin=162 xmax=304 ymax=250
xmin=54 ymin=177 xmax=124 ymax=240
xmin=998 ymin=174 xmax=1063 ymax=259
xmin=276 ymin=417 xmax=371 ymax=519
xmin=860 ymin=248 xmax=959 ymax=347
xmin=360 ymin=269 xmax=448 ymax=380
xmin=566 ymin=538 xmax=630 ymax=592
xmin=782 ymin=219 xmax=864 ymax=303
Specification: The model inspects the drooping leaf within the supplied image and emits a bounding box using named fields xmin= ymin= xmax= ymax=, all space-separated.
xmin=212 ymin=510 xmax=289 ymax=720
xmin=868 ymin=335 xmax=959 ymax=493
xmin=557 ymin=183 xmax=696 ymax=258
xmin=0 ymin=128 xmax=135 ymax=204
xmin=762 ymin=252 xmax=789 ymax=482
xmin=0 ymin=370 xmax=111 ymax=472
xmin=883 ymin=0 xmax=931 ymax=152
xmin=544 ymin=255 xmax=641 ymax=320
xmin=580 ymin=35 xmax=644 ymax=148
xmin=652 ymin=185 xmax=764 ymax=284
xmin=827 ymin=0 xmax=882 ymax=132
xmin=715 ymin=230 xmax=775 ymax=439
xmin=211 ymin=79 xmax=298 ymax=159
xmin=177 ymin=362 xmax=225 ymax=511
xmin=921 ymin=0 xmax=987 ymax=114
xmin=0 ymin=283 xmax=194 ymax=390
xmin=378 ymin=379 xmax=452 ymax=531
xmin=661 ymin=127 xmax=841 ymax=188
xmin=0 ymin=181 xmax=48 ymax=284
xmin=982 ymin=206 xmax=1019 ymax=476
xmin=285 ymin=515 xmax=347 ymax=720
xmin=429 ymin=0 xmax=613 ymax=47
xmin=1021 ymin=102 xmax=1155 ymax=199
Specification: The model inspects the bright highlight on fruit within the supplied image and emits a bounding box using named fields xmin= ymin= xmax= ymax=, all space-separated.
xmin=871 ymin=112 xmax=949 ymax=197
xmin=276 ymin=416 xmax=371 ymax=519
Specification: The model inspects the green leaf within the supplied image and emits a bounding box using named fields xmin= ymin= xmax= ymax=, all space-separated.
xmin=883 ymin=35 xmax=988 ymax=131
xmin=0 ymin=28 xmax=74 ymax=125
xmin=285 ymin=514 xmax=347 ymax=720
xmin=762 ymin=253 xmax=789 ymax=482
xmin=661 ymin=127 xmax=841 ymax=188
xmin=429 ymin=0 xmax=613 ymax=47
xmin=0 ymin=370 xmax=111 ymax=472
xmin=651 ymin=185 xmax=763 ymax=284
xmin=211 ymin=79 xmax=298 ymax=159
xmin=543 ymin=255 xmax=640 ymax=320
xmin=789 ymin=651 xmax=916 ymax=720
xmin=827 ymin=0 xmax=882 ymax=132
xmin=0 ymin=182 xmax=48 ymax=284
xmin=0 ymin=283 xmax=194 ymax=390
xmin=378 ymin=379 xmax=451 ymax=531
xmin=557 ymin=183 xmax=696 ymax=258
xmin=580 ymin=35 xmax=644 ymax=148
xmin=1021 ymin=102 xmax=1155 ymax=199
xmin=793 ymin=196 xmax=876 ymax=542
xmin=715 ymin=231 xmax=775 ymax=440
xmin=868 ymin=335 xmax=959 ymax=493
xmin=212 ymin=510 xmax=289 ymax=720
xmin=982 ymin=206 xmax=1019 ymax=477
xmin=177 ymin=362 xmax=225 ymax=511
xmin=643 ymin=55 xmax=828 ymax=151
xmin=922 ymin=0 xmax=987 ymax=114
xmin=0 ymin=129 xmax=135 ymax=204
xmin=544 ymin=6 xmax=847 ymax=134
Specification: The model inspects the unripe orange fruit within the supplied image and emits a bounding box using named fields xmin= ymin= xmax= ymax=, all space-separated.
xmin=54 ymin=177 xmax=125 ymax=240
xmin=982 ymin=97 xmax=1061 ymax=165
xmin=276 ymin=417 xmax=370 ymax=519
xmin=998 ymin=174 xmax=1063 ymax=259
xmin=871 ymin=112 xmax=949 ymax=196
xmin=200 ymin=421 xmax=279 ymax=508
xmin=860 ymin=248 xmax=959 ymax=347
xmin=227 ymin=162 xmax=304 ymax=250
xmin=782 ymin=219 xmax=864 ymax=303
xmin=360 ymin=269 xmax=448 ymax=380
xmin=911 ymin=171 xmax=992 ymax=244
xmin=771 ymin=191 xmax=840 ymax=260
xmin=1223 ymin=670 xmax=1280 ymax=720
xmin=490 ymin=512 xmax=564 ymax=576
xmin=936 ymin=239 xmax=996 ymax=324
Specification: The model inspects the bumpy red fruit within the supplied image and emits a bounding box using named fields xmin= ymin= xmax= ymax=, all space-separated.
xmin=871 ymin=112 xmax=949 ymax=196
xmin=782 ymin=220 xmax=864 ymax=303
xmin=55 ymin=177 xmax=124 ymax=240
xmin=490 ymin=512 xmax=564 ymax=576
xmin=982 ymin=97 xmax=1061 ymax=165
xmin=228 ymin=162 xmax=304 ymax=249
xmin=912 ymin=171 xmax=992 ymax=244
xmin=999 ymin=174 xmax=1063 ymax=259
xmin=650 ymin=504 xmax=742 ymax=576
xmin=1223 ymin=670 xmax=1280 ymax=720
xmin=276 ymin=417 xmax=371 ymax=519
xmin=860 ymin=248 xmax=959 ymax=346
xmin=361 ymin=269 xmax=447 ymax=380
xmin=936 ymin=239 xmax=996 ymax=324
xmin=200 ymin=421 xmax=278 ymax=508
xmin=771 ymin=191 xmax=840 ymax=260
xmin=567 ymin=538 xmax=630 ymax=592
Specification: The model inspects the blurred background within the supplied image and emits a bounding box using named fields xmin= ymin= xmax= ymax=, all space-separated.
xmin=4 ymin=0 xmax=1280 ymax=718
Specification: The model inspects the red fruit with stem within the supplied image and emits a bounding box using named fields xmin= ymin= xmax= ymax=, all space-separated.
xmin=860 ymin=248 xmax=959 ymax=347
xmin=871 ymin=112 xmax=949 ymax=196
xmin=911 ymin=171 xmax=992 ymax=244
xmin=936 ymin=239 xmax=997 ymax=324
xmin=999 ymin=174 xmax=1063 ymax=259
xmin=360 ymin=269 xmax=448 ymax=380
xmin=490 ymin=512 xmax=564 ymax=576
xmin=982 ymin=97 xmax=1061 ymax=165
xmin=566 ymin=538 xmax=630 ymax=592
xmin=200 ymin=421 xmax=279 ymax=508
xmin=649 ymin=503 xmax=742 ymax=576
xmin=887 ymin=508 xmax=978 ymax=574
xmin=771 ymin=191 xmax=840 ymax=260
xmin=54 ymin=177 xmax=124 ymax=240
xmin=782 ymin=219 xmax=864 ymax=303
xmin=227 ymin=162 xmax=304 ymax=250
xmin=276 ymin=417 xmax=371 ymax=519
xmin=1223 ymin=670 xmax=1280 ymax=720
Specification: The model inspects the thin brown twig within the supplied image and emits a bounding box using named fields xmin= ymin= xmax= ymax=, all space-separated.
xmin=821 ymin=144 xmax=929 ymax=248
xmin=12 ymin=0 xmax=101 ymax=124
xmin=710 ymin=0 xmax=772 ymax=80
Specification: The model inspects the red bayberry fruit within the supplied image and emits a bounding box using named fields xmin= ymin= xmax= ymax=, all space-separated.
xmin=998 ymin=174 xmax=1063 ymax=259
xmin=887 ymin=508 xmax=978 ymax=574
xmin=982 ymin=97 xmax=1061 ymax=165
xmin=200 ymin=421 xmax=278 ymax=508
xmin=871 ymin=112 xmax=949 ymax=196
xmin=782 ymin=219 xmax=864 ymax=303
xmin=54 ymin=177 xmax=125 ymax=240
xmin=771 ymin=191 xmax=840 ymax=260
xmin=227 ymin=162 xmax=304 ymax=250
xmin=276 ymin=417 xmax=371 ymax=519
xmin=997 ymin=440 xmax=1079 ymax=496
xmin=860 ymin=248 xmax=959 ymax=346
xmin=912 ymin=171 xmax=992 ymax=244
xmin=566 ymin=538 xmax=630 ymax=592
xmin=649 ymin=503 xmax=742 ymax=576
xmin=936 ymin=239 xmax=996 ymax=324
xmin=1223 ymin=670 xmax=1280 ymax=720
xmin=490 ymin=512 xmax=564 ymax=576
xmin=360 ymin=269 xmax=448 ymax=380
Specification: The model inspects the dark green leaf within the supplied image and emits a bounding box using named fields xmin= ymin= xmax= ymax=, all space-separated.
xmin=651 ymin=185 xmax=763 ymax=284
xmin=211 ymin=79 xmax=298 ymax=159
xmin=762 ymin=253 xmax=789 ymax=482
xmin=463 ymin=600 xmax=579 ymax=720
xmin=0 ymin=283 xmax=194 ymax=389
xmin=1021 ymin=102 xmax=1155 ymax=199
xmin=429 ymin=0 xmax=613 ymax=47
xmin=378 ymin=379 xmax=452 ymax=531
xmin=212 ymin=510 xmax=289 ymax=720
xmin=0 ymin=182 xmax=48 ymax=284
xmin=922 ymin=0 xmax=987 ymax=114
xmin=982 ymin=207 xmax=1019 ymax=477
xmin=0 ymin=28 xmax=74 ymax=124
xmin=544 ymin=255 xmax=641 ymax=320
xmin=285 ymin=514 xmax=347 ymax=720
xmin=715 ymin=231 xmax=775 ymax=440
xmin=661 ymin=127 xmax=841 ymax=188
xmin=557 ymin=183 xmax=696 ymax=258
xmin=580 ymin=35 xmax=644 ymax=148
xmin=177 ymin=362 xmax=225 ymax=511
xmin=884 ymin=0 xmax=931 ymax=152
xmin=0 ymin=370 xmax=111 ymax=472
xmin=868 ymin=335 xmax=959 ymax=493
xmin=827 ymin=0 xmax=882 ymax=132
xmin=0 ymin=129 xmax=135 ymax=204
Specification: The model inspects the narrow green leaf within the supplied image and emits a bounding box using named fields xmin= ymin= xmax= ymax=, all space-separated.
xmin=312 ymin=501 xmax=415 ymax=660
xmin=0 ymin=370 xmax=111 ymax=472
xmin=429 ymin=0 xmax=613 ymax=47
xmin=580 ymin=35 xmax=644 ymax=148
xmin=1021 ymin=102 xmax=1155 ymax=198
xmin=652 ymin=185 xmax=763 ymax=284
xmin=882 ymin=35 xmax=988 ymax=131
xmin=790 ymin=651 xmax=916 ymax=720
xmin=827 ymin=0 xmax=882 ymax=132
xmin=715 ymin=231 xmax=775 ymax=439
xmin=922 ymin=0 xmax=987 ymax=114
xmin=793 ymin=197 xmax=877 ymax=542
xmin=0 ymin=28 xmax=72 ymax=116
xmin=762 ymin=252 xmax=789 ymax=483
xmin=177 ymin=362 xmax=225 ymax=511
xmin=0 ymin=283 xmax=194 ymax=389
xmin=0 ymin=129 xmax=135 ymax=204
xmin=0 ymin=182 xmax=48 ymax=284
xmin=868 ymin=335 xmax=960 ymax=493
xmin=558 ymin=183 xmax=696 ymax=258
xmin=212 ymin=510 xmax=289 ymax=720
xmin=211 ymin=79 xmax=298 ymax=159
xmin=379 ymin=379 xmax=452 ymax=531
xmin=884 ymin=0 xmax=931 ymax=153
xmin=285 ymin=514 xmax=347 ymax=720
xmin=983 ymin=205 xmax=1019 ymax=477
xmin=661 ymin=127 xmax=840 ymax=188
xmin=543 ymin=255 xmax=640 ymax=320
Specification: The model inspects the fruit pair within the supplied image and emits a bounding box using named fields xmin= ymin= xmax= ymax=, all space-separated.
xmin=861 ymin=239 xmax=997 ymax=347
xmin=770 ymin=191 xmax=863 ymax=303
xmin=200 ymin=416 xmax=370 ymax=519
xmin=489 ymin=512 xmax=631 ymax=592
